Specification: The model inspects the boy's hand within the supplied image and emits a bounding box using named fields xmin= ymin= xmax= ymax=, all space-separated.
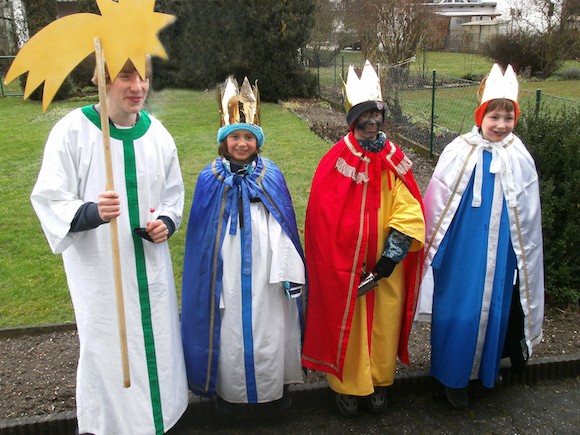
xmin=146 ymin=219 xmax=169 ymax=244
xmin=97 ymin=191 xmax=121 ymax=222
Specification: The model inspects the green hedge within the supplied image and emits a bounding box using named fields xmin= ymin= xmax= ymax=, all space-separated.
xmin=516 ymin=107 xmax=580 ymax=308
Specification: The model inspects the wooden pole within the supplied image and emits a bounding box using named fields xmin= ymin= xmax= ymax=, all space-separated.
xmin=94 ymin=37 xmax=131 ymax=388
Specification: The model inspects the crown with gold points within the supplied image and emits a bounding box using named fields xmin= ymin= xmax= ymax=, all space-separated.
xmin=477 ymin=63 xmax=518 ymax=105
xmin=218 ymin=76 xmax=260 ymax=127
xmin=216 ymin=75 xmax=264 ymax=148
xmin=342 ymin=60 xmax=383 ymax=113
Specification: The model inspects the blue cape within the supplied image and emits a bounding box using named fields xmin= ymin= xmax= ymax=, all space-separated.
xmin=180 ymin=156 xmax=305 ymax=398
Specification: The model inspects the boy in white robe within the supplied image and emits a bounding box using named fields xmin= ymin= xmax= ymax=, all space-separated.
xmin=30 ymin=58 xmax=188 ymax=434
xmin=419 ymin=64 xmax=544 ymax=409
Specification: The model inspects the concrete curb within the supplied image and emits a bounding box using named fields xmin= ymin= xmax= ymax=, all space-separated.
xmin=2 ymin=323 xmax=579 ymax=432
xmin=0 ymin=323 xmax=76 ymax=338
xmin=1 ymin=352 xmax=579 ymax=434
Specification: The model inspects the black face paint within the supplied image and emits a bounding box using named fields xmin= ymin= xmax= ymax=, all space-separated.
xmin=354 ymin=110 xmax=384 ymax=137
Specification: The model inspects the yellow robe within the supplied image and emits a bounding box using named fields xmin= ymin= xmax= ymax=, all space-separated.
xmin=328 ymin=171 xmax=424 ymax=395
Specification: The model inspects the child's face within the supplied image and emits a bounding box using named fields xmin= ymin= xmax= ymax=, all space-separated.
xmin=481 ymin=108 xmax=515 ymax=143
xmin=226 ymin=130 xmax=258 ymax=164
xmin=353 ymin=109 xmax=384 ymax=141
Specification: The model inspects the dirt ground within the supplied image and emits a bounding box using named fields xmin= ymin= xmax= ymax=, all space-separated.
xmin=1 ymin=99 xmax=578 ymax=421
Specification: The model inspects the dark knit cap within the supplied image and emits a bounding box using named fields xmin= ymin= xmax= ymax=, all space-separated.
xmin=346 ymin=100 xmax=385 ymax=130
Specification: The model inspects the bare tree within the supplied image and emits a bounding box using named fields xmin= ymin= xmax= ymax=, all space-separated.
xmin=341 ymin=0 xmax=433 ymax=121
xmin=1 ymin=0 xmax=29 ymax=52
xmin=342 ymin=0 xmax=433 ymax=66
xmin=309 ymin=0 xmax=340 ymax=50
xmin=307 ymin=0 xmax=341 ymax=67
xmin=490 ymin=0 xmax=578 ymax=77
xmin=505 ymin=0 xmax=578 ymax=32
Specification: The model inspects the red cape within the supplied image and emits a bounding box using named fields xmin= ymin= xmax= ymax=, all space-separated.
xmin=302 ymin=132 xmax=424 ymax=379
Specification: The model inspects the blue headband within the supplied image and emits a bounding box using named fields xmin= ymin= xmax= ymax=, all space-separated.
xmin=217 ymin=123 xmax=265 ymax=148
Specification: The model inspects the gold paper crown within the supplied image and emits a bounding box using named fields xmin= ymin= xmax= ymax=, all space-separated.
xmin=477 ymin=64 xmax=518 ymax=105
xmin=342 ymin=60 xmax=383 ymax=112
xmin=218 ymin=76 xmax=260 ymax=127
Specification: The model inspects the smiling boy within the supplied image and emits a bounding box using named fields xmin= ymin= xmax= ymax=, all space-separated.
xmin=419 ymin=64 xmax=544 ymax=409
xmin=30 ymin=57 xmax=188 ymax=434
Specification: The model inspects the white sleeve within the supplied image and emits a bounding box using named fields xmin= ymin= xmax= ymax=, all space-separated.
xmin=30 ymin=118 xmax=83 ymax=254
xmin=267 ymin=213 xmax=305 ymax=285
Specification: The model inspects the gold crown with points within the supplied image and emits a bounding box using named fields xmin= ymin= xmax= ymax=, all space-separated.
xmin=218 ymin=76 xmax=260 ymax=127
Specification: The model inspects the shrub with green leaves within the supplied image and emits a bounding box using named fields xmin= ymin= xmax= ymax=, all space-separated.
xmin=515 ymin=107 xmax=580 ymax=308
xmin=155 ymin=0 xmax=317 ymax=101
xmin=554 ymin=66 xmax=580 ymax=81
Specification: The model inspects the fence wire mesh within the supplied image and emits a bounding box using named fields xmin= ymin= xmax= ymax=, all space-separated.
xmin=308 ymin=53 xmax=579 ymax=156
xmin=0 ymin=56 xmax=23 ymax=97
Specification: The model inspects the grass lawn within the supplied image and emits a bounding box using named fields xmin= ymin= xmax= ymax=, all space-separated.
xmin=398 ymin=79 xmax=580 ymax=135
xmin=2 ymin=51 xmax=577 ymax=327
xmin=0 ymin=89 xmax=331 ymax=327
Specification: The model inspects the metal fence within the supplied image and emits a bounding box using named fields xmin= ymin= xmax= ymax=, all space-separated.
xmin=3 ymin=52 xmax=577 ymax=156
xmin=308 ymin=54 xmax=580 ymax=157
xmin=0 ymin=55 xmax=23 ymax=97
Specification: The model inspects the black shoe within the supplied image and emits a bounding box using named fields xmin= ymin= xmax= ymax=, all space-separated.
xmin=214 ymin=395 xmax=235 ymax=413
xmin=273 ymin=388 xmax=292 ymax=411
xmin=367 ymin=387 xmax=388 ymax=414
xmin=335 ymin=393 xmax=359 ymax=418
xmin=445 ymin=386 xmax=469 ymax=409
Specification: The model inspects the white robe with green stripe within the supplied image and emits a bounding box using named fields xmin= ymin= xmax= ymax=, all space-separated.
xmin=31 ymin=106 xmax=188 ymax=435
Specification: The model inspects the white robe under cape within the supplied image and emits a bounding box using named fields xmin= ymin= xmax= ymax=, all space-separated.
xmin=217 ymin=202 xmax=305 ymax=403
xmin=30 ymin=106 xmax=188 ymax=434
xmin=418 ymin=127 xmax=544 ymax=382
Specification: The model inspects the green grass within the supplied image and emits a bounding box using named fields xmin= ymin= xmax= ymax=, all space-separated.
xmin=315 ymin=50 xmax=578 ymax=135
xmin=316 ymin=50 xmax=580 ymax=84
xmin=316 ymin=50 xmax=495 ymax=87
xmin=2 ymin=51 xmax=578 ymax=327
xmin=520 ymin=81 xmax=580 ymax=101
xmin=0 ymin=89 xmax=331 ymax=327
xmin=412 ymin=51 xmax=493 ymax=78
xmin=398 ymin=79 xmax=580 ymax=135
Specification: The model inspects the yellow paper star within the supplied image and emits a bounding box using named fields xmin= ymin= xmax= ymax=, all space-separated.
xmin=4 ymin=0 xmax=175 ymax=111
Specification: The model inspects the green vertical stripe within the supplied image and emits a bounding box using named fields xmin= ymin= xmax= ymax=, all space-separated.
xmin=123 ymin=138 xmax=164 ymax=435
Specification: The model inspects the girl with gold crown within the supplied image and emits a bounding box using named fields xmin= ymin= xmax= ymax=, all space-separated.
xmin=418 ymin=64 xmax=544 ymax=409
xmin=180 ymin=77 xmax=306 ymax=412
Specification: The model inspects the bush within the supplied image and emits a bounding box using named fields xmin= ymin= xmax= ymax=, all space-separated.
xmin=483 ymin=31 xmax=566 ymax=78
xmin=515 ymin=107 xmax=580 ymax=308
xmin=156 ymin=0 xmax=317 ymax=101
xmin=22 ymin=0 xmax=57 ymax=37
xmin=554 ymin=66 xmax=580 ymax=81
xmin=19 ymin=74 xmax=75 ymax=103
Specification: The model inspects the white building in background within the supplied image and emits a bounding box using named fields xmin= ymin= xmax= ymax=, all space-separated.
xmin=425 ymin=0 xmax=503 ymax=51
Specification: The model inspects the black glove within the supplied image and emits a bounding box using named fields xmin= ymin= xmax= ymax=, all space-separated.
xmin=373 ymin=256 xmax=397 ymax=280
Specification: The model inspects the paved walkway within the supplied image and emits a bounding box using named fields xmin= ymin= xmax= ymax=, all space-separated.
xmin=170 ymin=377 xmax=580 ymax=434
xmin=1 ymin=354 xmax=579 ymax=434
